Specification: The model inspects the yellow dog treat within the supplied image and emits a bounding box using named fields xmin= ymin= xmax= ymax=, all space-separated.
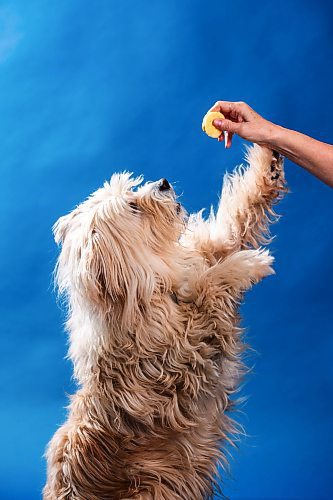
xmin=202 ymin=111 xmax=225 ymax=138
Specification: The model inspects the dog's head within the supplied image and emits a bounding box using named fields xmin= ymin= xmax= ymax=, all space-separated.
xmin=53 ymin=173 xmax=184 ymax=327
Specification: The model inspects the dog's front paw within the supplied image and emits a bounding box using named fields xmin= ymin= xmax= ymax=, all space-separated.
xmin=246 ymin=248 xmax=275 ymax=282
xmin=269 ymin=150 xmax=284 ymax=183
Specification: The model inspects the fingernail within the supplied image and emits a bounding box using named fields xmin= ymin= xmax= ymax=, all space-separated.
xmin=224 ymin=131 xmax=228 ymax=148
xmin=213 ymin=119 xmax=223 ymax=128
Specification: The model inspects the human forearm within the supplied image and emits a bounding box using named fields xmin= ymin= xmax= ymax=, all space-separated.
xmin=268 ymin=125 xmax=333 ymax=188
xmin=210 ymin=101 xmax=333 ymax=188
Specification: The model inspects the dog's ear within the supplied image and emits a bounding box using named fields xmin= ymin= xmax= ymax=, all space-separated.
xmin=80 ymin=227 xmax=155 ymax=327
xmin=81 ymin=229 xmax=123 ymax=305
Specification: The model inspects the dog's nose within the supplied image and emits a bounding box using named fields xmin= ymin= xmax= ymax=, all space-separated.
xmin=158 ymin=178 xmax=171 ymax=191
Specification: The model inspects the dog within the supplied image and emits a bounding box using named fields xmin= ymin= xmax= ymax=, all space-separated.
xmin=44 ymin=144 xmax=286 ymax=499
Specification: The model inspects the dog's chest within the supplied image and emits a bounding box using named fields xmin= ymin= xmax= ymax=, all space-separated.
xmin=167 ymin=279 xmax=239 ymax=365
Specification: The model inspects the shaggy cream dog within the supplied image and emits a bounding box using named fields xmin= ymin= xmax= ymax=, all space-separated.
xmin=44 ymin=145 xmax=286 ymax=499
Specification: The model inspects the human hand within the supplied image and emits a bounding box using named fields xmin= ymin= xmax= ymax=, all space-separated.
xmin=209 ymin=101 xmax=277 ymax=149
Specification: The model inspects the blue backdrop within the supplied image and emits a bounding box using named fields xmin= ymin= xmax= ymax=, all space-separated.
xmin=1 ymin=1 xmax=332 ymax=498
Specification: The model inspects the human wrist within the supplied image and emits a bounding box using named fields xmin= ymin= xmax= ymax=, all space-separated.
xmin=265 ymin=123 xmax=288 ymax=150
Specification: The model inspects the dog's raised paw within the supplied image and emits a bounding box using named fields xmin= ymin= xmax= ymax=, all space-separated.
xmin=269 ymin=150 xmax=284 ymax=183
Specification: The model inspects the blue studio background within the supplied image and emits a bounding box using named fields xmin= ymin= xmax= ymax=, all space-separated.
xmin=1 ymin=1 xmax=332 ymax=499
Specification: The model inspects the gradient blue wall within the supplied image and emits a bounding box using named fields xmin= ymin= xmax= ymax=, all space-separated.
xmin=0 ymin=1 xmax=332 ymax=498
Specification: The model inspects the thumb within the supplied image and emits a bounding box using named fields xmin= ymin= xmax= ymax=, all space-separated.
xmin=213 ymin=118 xmax=241 ymax=134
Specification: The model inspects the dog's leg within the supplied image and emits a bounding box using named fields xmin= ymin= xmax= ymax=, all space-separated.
xmin=189 ymin=248 xmax=276 ymax=409
xmin=212 ymin=145 xmax=287 ymax=253
xmin=197 ymin=246 xmax=275 ymax=305
xmin=183 ymin=145 xmax=287 ymax=258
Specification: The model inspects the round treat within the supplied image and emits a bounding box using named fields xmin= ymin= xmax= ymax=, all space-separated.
xmin=202 ymin=111 xmax=225 ymax=138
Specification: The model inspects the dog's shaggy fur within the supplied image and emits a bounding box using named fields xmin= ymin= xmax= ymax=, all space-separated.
xmin=44 ymin=145 xmax=287 ymax=499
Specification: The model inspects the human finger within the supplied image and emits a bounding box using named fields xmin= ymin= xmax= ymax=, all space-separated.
xmin=213 ymin=118 xmax=241 ymax=134
xmin=211 ymin=101 xmax=258 ymax=125
xmin=209 ymin=100 xmax=249 ymax=121
xmin=217 ymin=132 xmax=234 ymax=148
